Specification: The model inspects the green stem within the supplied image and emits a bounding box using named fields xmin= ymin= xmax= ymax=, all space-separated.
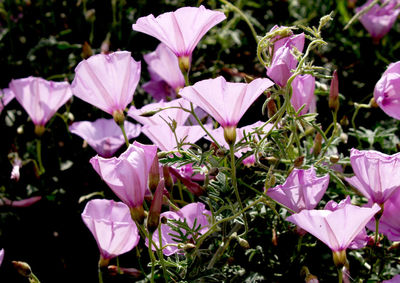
xmin=184 ymin=71 xmax=190 ymax=86
xmin=98 ymin=265 xmax=104 ymax=283
xmin=36 ymin=138 xmax=45 ymax=175
xmin=119 ymin=122 xmax=130 ymax=148
xmin=158 ymin=224 xmax=169 ymax=282
xmin=148 ymin=232 xmax=156 ymax=283
xmin=338 ymin=267 xmax=343 ymax=283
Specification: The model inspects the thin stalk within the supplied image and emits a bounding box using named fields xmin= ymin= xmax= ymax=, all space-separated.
xmin=338 ymin=267 xmax=343 ymax=283
xmin=148 ymin=233 xmax=156 ymax=283
xmin=119 ymin=122 xmax=130 ymax=148
xmin=98 ymin=264 xmax=104 ymax=283
xmin=184 ymin=71 xmax=190 ymax=86
xmin=36 ymin=138 xmax=45 ymax=175
xmin=158 ymin=225 xmax=169 ymax=282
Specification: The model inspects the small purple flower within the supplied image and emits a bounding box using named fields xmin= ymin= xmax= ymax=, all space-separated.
xmin=291 ymin=74 xmax=316 ymax=115
xmin=374 ymin=61 xmax=400 ymax=120
xmin=356 ymin=0 xmax=400 ymax=41
xmin=69 ymin=118 xmax=141 ymax=157
xmin=0 ymin=88 xmax=14 ymax=113
xmin=81 ymin=199 xmax=139 ymax=260
xmin=345 ymin=148 xmax=400 ymax=204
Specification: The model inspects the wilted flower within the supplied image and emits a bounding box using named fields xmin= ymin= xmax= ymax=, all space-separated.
xmin=0 ymin=88 xmax=15 ymax=113
xmin=356 ymin=0 xmax=400 ymax=41
xmin=290 ymin=74 xmax=316 ymax=115
xmin=81 ymin=199 xmax=139 ymax=260
xmin=69 ymin=118 xmax=141 ymax=157
xmin=0 ymin=196 xmax=41 ymax=207
xmin=345 ymin=148 xmax=400 ymax=204
xmin=9 ymin=77 xmax=72 ymax=127
xmin=374 ymin=61 xmax=400 ymax=120
xmin=71 ymin=51 xmax=141 ymax=119
xmin=266 ymin=167 xmax=329 ymax=213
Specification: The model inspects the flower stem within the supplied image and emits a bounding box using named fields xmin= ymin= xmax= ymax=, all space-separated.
xmin=119 ymin=122 xmax=130 ymax=148
xmin=338 ymin=267 xmax=343 ymax=283
xmin=36 ymin=138 xmax=45 ymax=175
xmin=158 ymin=224 xmax=169 ymax=282
xmin=148 ymin=233 xmax=156 ymax=283
xmin=98 ymin=264 xmax=104 ymax=283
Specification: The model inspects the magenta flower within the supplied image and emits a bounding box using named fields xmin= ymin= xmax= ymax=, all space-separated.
xmin=345 ymin=148 xmax=400 ymax=204
xmin=81 ymin=199 xmax=139 ymax=260
xmin=143 ymin=43 xmax=185 ymax=99
xmin=128 ymin=98 xmax=191 ymax=126
xmin=356 ymin=0 xmax=400 ymax=41
xmin=71 ymin=51 xmax=141 ymax=116
xmin=90 ymin=141 xmax=158 ymax=209
xmin=142 ymin=124 xmax=207 ymax=151
xmin=374 ymin=61 xmax=400 ymax=120
xmin=9 ymin=77 xmax=72 ymax=126
xmin=266 ymin=27 xmax=305 ymax=87
xmin=132 ymin=6 xmax=226 ymax=59
xmin=69 ymin=118 xmax=141 ymax=157
xmin=0 ymin=88 xmax=14 ymax=113
xmin=179 ymin=76 xmax=274 ymax=134
xmin=291 ymin=74 xmax=316 ymax=115
xmin=0 ymin=249 xmax=3 ymax=267
xmin=146 ymin=202 xmax=211 ymax=256
xmin=287 ymin=203 xmax=380 ymax=252
xmin=266 ymin=167 xmax=329 ymax=213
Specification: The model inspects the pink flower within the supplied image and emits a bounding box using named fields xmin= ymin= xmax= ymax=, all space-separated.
xmin=69 ymin=118 xmax=141 ymax=157
xmin=132 ymin=6 xmax=226 ymax=58
xmin=143 ymin=43 xmax=185 ymax=98
xmin=0 ymin=196 xmax=41 ymax=207
xmin=71 ymin=51 xmax=141 ymax=116
xmin=146 ymin=202 xmax=211 ymax=256
xmin=266 ymin=27 xmax=305 ymax=87
xmin=90 ymin=142 xmax=157 ymax=209
xmin=374 ymin=61 xmax=400 ymax=120
xmin=9 ymin=77 xmax=72 ymax=126
xmin=179 ymin=76 xmax=274 ymax=128
xmin=383 ymin=274 xmax=400 ymax=283
xmin=0 ymin=249 xmax=3 ymax=267
xmin=345 ymin=148 xmax=400 ymax=204
xmin=356 ymin=0 xmax=400 ymax=41
xmin=266 ymin=167 xmax=329 ymax=213
xmin=0 ymin=88 xmax=15 ymax=113
xmin=287 ymin=203 xmax=380 ymax=252
xmin=291 ymin=74 xmax=316 ymax=115
xmin=128 ymin=98 xmax=191 ymax=126
xmin=81 ymin=199 xmax=139 ymax=259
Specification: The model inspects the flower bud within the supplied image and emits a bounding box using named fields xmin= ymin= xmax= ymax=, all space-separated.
xmin=147 ymin=180 xmax=164 ymax=233
xmin=267 ymin=98 xmax=278 ymax=118
xmin=12 ymin=261 xmax=32 ymax=277
xmin=313 ymin=132 xmax=323 ymax=157
xmin=34 ymin=125 xmax=45 ymax=137
xmin=98 ymin=256 xmax=110 ymax=268
xmin=223 ymin=126 xmax=237 ymax=145
xmin=108 ymin=265 xmax=141 ymax=277
xmin=330 ymin=154 xmax=340 ymax=163
xmin=149 ymin=156 xmax=160 ymax=193
xmin=238 ymin=237 xmax=250 ymax=249
xmin=294 ymin=155 xmax=304 ymax=168
xmin=130 ymin=205 xmax=145 ymax=224
xmin=329 ymin=70 xmax=339 ymax=112
xmin=163 ymin=166 xmax=174 ymax=192
xmin=332 ymin=250 xmax=348 ymax=269
xmin=183 ymin=243 xmax=196 ymax=252
xmin=178 ymin=56 xmax=191 ymax=74
xmin=112 ymin=109 xmax=125 ymax=125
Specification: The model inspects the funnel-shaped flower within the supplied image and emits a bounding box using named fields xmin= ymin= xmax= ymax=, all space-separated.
xmin=291 ymin=74 xmax=316 ymax=115
xmin=128 ymin=98 xmax=191 ymax=126
xmin=345 ymin=148 xmax=400 ymax=204
xmin=90 ymin=142 xmax=157 ymax=209
xmin=70 ymin=118 xmax=141 ymax=157
xmin=71 ymin=51 xmax=141 ymax=116
xmin=132 ymin=6 xmax=226 ymax=58
xmin=9 ymin=77 xmax=72 ymax=126
xmin=287 ymin=203 xmax=380 ymax=252
xmin=374 ymin=61 xmax=400 ymax=120
xmin=81 ymin=199 xmax=139 ymax=259
xmin=356 ymin=0 xmax=400 ymax=41
xmin=0 ymin=88 xmax=14 ymax=113
xmin=266 ymin=167 xmax=329 ymax=213
xmin=146 ymin=202 xmax=211 ymax=256
xmin=179 ymin=76 xmax=274 ymax=128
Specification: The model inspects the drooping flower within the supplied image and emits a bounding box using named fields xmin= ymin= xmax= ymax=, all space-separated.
xmin=9 ymin=77 xmax=72 ymax=127
xmin=179 ymin=76 xmax=274 ymax=143
xmin=345 ymin=148 xmax=400 ymax=204
xmin=90 ymin=142 xmax=158 ymax=217
xmin=0 ymin=196 xmax=41 ymax=207
xmin=81 ymin=199 xmax=139 ymax=260
xmin=132 ymin=5 xmax=226 ymax=65
xmin=71 ymin=51 xmax=141 ymax=119
xmin=146 ymin=202 xmax=211 ymax=256
xmin=286 ymin=203 xmax=380 ymax=253
xmin=0 ymin=88 xmax=15 ymax=114
xmin=266 ymin=26 xmax=305 ymax=87
xmin=290 ymin=74 xmax=316 ymax=115
xmin=356 ymin=0 xmax=400 ymax=41
xmin=69 ymin=118 xmax=141 ymax=157
xmin=142 ymin=43 xmax=185 ymax=100
xmin=374 ymin=61 xmax=400 ymax=120
xmin=266 ymin=167 xmax=329 ymax=213
xmin=128 ymin=98 xmax=191 ymax=126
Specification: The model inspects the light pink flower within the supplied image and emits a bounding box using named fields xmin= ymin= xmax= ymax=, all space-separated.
xmin=128 ymin=98 xmax=191 ymax=126
xmin=71 ymin=51 xmax=141 ymax=116
xmin=179 ymin=76 xmax=274 ymax=128
xmin=345 ymin=148 xmax=400 ymax=204
xmin=0 ymin=88 xmax=15 ymax=113
xmin=146 ymin=202 xmax=211 ymax=256
xmin=0 ymin=249 xmax=3 ymax=267
xmin=287 ymin=203 xmax=381 ymax=252
xmin=357 ymin=0 xmax=400 ymax=41
xmin=291 ymin=74 xmax=316 ymax=115
xmin=90 ymin=142 xmax=157 ymax=208
xmin=69 ymin=118 xmax=141 ymax=157
xmin=266 ymin=167 xmax=329 ymax=213
xmin=81 ymin=199 xmax=139 ymax=259
xmin=9 ymin=77 xmax=72 ymax=126
xmin=132 ymin=5 xmax=226 ymax=58
xmin=374 ymin=61 xmax=400 ymax=120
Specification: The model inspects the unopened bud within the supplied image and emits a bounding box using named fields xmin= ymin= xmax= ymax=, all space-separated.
xmin=340 ymin=133 xmax=348 ymax=144
xmin=140 ymin=110 xmax=158 ymax=117
xmin=329 ymin=70 xmax=339 ymax=112
xmin=183 ymin=243 xmax=196 ymax=252
xmin=178 ymin=56 xmax=191 ymax=74
xmin=340 ymin=115 xmax=349 ymax=127
xmin=369 ymin=97 xmax=378 ymax=108
xmin=264 ymin=174 xmax=276 ymax=191
xmin=272 ymin=227 xmax=278 ymax=246
xmin=313 ymin=133 xmax=323 ymax=157
xmin=108 ymin=265 xmax=141 ymax=277
xmin=130 ymin=205 xmax=145 ymax=224
xmin=34 ymin=125 xmax=45 ymax=137
xmin=84 ymin=8 xmax=96 ymax=22
xmin=112 ymin=110 xmax=125 ymax=125
xmin=149 ymin=156 xmax=160 ymax=192
xmin=82 ymin=41 xmax=93 ymax=59
xmin=332 ymin=250 xmax=348 ymax=269
xmin=330 ymin=154 xmax=340 ymax=163
xmin=223 ymin=126 xmax=237 ymax=145
xmin=267 ymin=98 xmax=278 ymax=118
xmin=147 ymin=180 xmax=164 ymax=233
xmin=163 ymin=166 xmax=174 ymax=191
xmin=294 ymin=155 xmax=304 ymax=168
xmin=12 ymin=261 xmax=32 ymax=277
xmin=17 ymin=125 xmax=24 ymax=134
xmin=244 ymin=74 xmax=255 ymax=83
xmin=238 ymin=237 xmax=250 ymax=249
